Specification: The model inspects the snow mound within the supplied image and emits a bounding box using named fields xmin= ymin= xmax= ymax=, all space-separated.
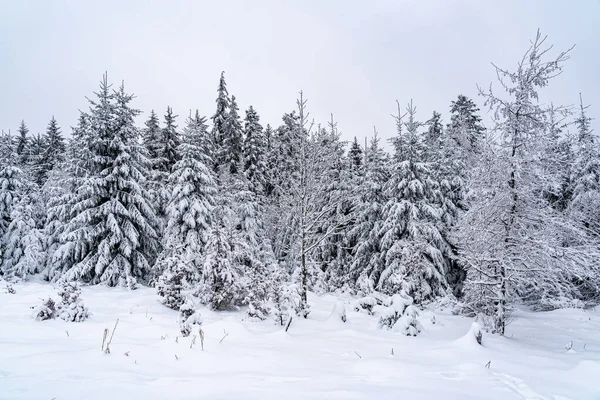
xmin=454 ymin=322 xmax=484 ymax=349
xmin=326 ymin=300 xmax=347 ymax=323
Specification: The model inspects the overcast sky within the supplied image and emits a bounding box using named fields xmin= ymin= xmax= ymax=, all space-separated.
xmin=1 ymin=0 xmax=598 ymax=145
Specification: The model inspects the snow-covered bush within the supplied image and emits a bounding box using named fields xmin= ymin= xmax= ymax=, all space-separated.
xmin=179 ymin=297 xmax=202 ymax=337
xmin=35 ymin=298 xmax=57 ymax=321
xmin=4 ymin=282 xmax=16 ymax=294
xmin=57 ymin=282 xmax=90 ymax=322
xmin=379 ymin=294 xmax=422 ymax=336
xmin=535 ymin=296 xmax=585 ymax=312
xmin=352 ymin=296 xmax=378 ymax=315
xmin=396 ymin=305 xmax=422 ymax=336
xmin=247 ymin=299 xmax=270 ymax=321
xmin=431 ymin=294 xmax=460 ymax=314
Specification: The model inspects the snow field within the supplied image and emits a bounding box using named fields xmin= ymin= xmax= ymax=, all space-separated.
xmin=1 ymin=280 xmax=599 ymax=400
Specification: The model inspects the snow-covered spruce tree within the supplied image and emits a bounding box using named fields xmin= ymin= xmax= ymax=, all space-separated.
xmin=456 ymin=32 xmax=600 ymax=334
xmin=567 ymin=95 xmax=600 ymax=303
xmin=265 ymin=111 xmax=302 ymax=201
xmin=263 ymin=112 xmax=298 ymax=252
xmin=53 ymin=76 xmax=159 ymax=288
xmin=0 ymin=142 xmax=23 ymax=274
xmin=440 ymin=95 xmax=486 ymax=212
xmin=230 ymin=176 xmax=277 ymax=319
xmin=348 ymin=136 xmax=363 ymax=173
xmin=141 ymin=110 xmax=167 ymax=233
xmin=446 ymin=95 xmax=486 ymax=165
xmin=424 ymin=111 xmax=444 ymax=160
xmin=41 ymin=116 xmax=66 ymax=179
xmin=159 ymin=106 xmax=181 ymax=173
xmin=423 ymin=109 xmax=469 ymax=298
xmin=57 ymin=281 xmax=90 ymax=322
xmin=28 ymin=133 xmax=48 ymax=187
xmin=312 ymin=116 xmax=355 ymax=291
xmin=348 ymin=130 xmax=390 ymax=293
xmin=540 ymin=105 xmax=574 ymax=212
xmin=569 ymin=94 xmax=599 ymax=237
xmin=0 ymin=194 xmax=44 ymax=281
xmin=197 ymin=203 xmax=245 ymax=310
xmin=377 ymin=100 xmax=449 ymax=304
xmin=154 ymin=106 xmax=181 ymax=226
xmin=211 ymin=71 xmax=230 ymax=171
xmin=16 ymin=120 xmax=29 ymax=165
xmin=155 ymin=111 xmax=217 ymax=308
xmin=198 ymin=168 xmax=276 ymax=312
xmin=0 ymin=131 xmax=15 ymax=166
xmin=222 ymin=95 xmax=244 ymax=175
xmin=262 ymin=123 xmax=275 ymax=196
xmin=42 ymin=117 xmax=89 ymax=281
xmin=142 ymin=110 xmax=162 ymax=163
xmin=243 ymin=105 xmax=267 ymax=193
xmin=262 ymin=113 xmax=300 ymax=275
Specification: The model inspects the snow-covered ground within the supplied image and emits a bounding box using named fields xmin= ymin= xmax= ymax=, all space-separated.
xmin=1 ymin=280 xmax=599 ymax=400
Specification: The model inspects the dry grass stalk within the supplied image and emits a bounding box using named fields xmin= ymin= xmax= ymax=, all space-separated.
xmin=104 ymin=318 xmax=119 ymax=354
xmin=101 ymin=328 xmax=108 ymax=351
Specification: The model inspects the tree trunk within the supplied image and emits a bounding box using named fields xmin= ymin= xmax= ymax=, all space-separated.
xmin=301 ymin=228 xmax=308 ymax=317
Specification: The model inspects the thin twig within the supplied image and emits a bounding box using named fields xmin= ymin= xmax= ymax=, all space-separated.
xmin=219 ymin=332 xmax=229 ymax=344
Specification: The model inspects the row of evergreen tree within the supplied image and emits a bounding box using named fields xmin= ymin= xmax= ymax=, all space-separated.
xmin=1 ymin=32 xmax=598 ymax=333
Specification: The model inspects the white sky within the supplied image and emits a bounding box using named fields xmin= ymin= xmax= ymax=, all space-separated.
xmin=1 ymin=0 xmax=598 ymax=145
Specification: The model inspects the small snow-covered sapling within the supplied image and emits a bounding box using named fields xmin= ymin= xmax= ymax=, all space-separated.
xmin=57 ymin=282 xmax=90 ymax=322
xmin=565 ymin=341 xmax=573 ymax=351
xmin=35 ymin=298 xmax=57 ymax=321
xmin=5 ymin=283 xmax=16 ymax=294
xmin=179 ymin=298 xmax=202 ymax=337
